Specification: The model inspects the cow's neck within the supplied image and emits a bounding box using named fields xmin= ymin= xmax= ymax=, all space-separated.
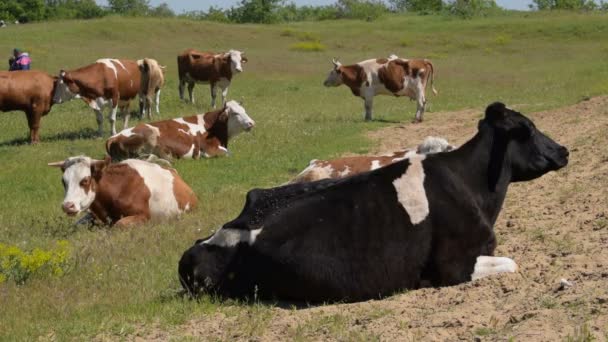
xmin=341 ymin=65 xmax=365 ymax=96
xmin=201 ymin=110 xmax=229 ymax=148
xmin=217 ymin=58 xmax=232 ymax=80
xmin=450 ymin=125 xmax=512 ymax=225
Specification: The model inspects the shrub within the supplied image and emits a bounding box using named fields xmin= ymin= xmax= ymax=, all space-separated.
xmin=0 ymin=241 xmax=72 ymax=285
xmin=335 ymin=0 xmax=389 ymax=21
xmin=444 ymin=0 xmax=502 ymax=18
xmin=290 ymin=41 xmax=326 ymax=51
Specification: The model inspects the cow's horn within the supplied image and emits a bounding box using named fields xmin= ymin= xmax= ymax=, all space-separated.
xmin=48 ymin=161 xmax=65 ymax=168
xmin=332 ymin=58 xmax=338 ymax=65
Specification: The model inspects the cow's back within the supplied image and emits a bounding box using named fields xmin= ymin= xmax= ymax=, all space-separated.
xmin=177 ymin=49 xmax=217 ymax=81
xmin=0 ymin=70 xmax=55 ymax=112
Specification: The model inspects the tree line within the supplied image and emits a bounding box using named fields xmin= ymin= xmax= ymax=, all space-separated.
xmin=1 ymin=0 xmax=607 ymax=24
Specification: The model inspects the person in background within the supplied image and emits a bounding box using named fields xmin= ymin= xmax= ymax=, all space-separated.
xmin=8 ymin=48 xmax=31 ymax=71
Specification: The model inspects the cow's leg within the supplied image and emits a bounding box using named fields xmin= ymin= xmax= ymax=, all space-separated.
xmin=221 ymin=86 xmax=229 ymax=107
xmin=114 ymin=215 xmax=148 ymax=227
xmin=210 ymin=84 xmax=218 ymax=108
xmin=109 ymin=105 xmax=119 ymax=135
xmin=363 ymin=94 xmax=373 ymax=121
xmin=413 ymin=81 xmax=426 ymax=123
xmin=122 ymin=105 xmax=131 ymax=130
xmin=426 ymin=225 xmax=497 ymax=286
xmin=188 ymin=82 xmax=195 ymax=104
xmin=471 ymin=256 xmax=518 ymax=281
xmin=95 ymin=109 xmax=104 ymax=137
xmin=25 ymin=110 xmax=41 ymax=144
xmin=178 ymin=79 xmax=185 ymax=101
xmin=154 ymin=88 xmax=161 ymax=115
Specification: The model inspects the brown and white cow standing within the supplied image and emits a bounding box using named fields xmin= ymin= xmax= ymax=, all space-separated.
xmin=289 ymin=136 xmax=454 ymax=183
xmin=177 ymin=49 xmax=247 ymax=108
xmin=0 ymin=70 xmax=57 ymax=143
xmin=106 ymin=100 xmax=255 ymax=160
xmin=323 ymin=55 xmax=437 ymax=122
xmin=48 ymin=156 xmax=197 ymax=227
xmin=53 ymin=58 xmax=142 ymax=136
xmin=137 ymin=58 xmax=165 ymax=120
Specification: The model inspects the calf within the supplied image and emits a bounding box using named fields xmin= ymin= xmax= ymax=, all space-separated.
xmin=0 ymin=70 xmax=56 ymax=143
xmin=53 ymin=58 xmax=141 ymax=136
xmin=324 ymin=56 xmax=437 ymax=122
xmin=48 ymin=156 xmax=197 ymax=227
xmin=106 ymin=100 xmax=255 ymax=160
xmin=179 ymin=102 xmax=569 ymax=302
xmin=177 ymin=49 xmax=247 ymax=107
xmin=138 ymin=58 xmax=165 ymax=120
xmin=289 ymin=136 xmax=454 ymax=183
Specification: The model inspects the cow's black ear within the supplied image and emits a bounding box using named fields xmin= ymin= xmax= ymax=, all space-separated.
xmin=485 ymin=102 xmax=506 ymax=123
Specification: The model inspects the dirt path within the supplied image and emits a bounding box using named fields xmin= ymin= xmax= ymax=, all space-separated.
xmin=137 ymin=98 xmax=608 ymax=341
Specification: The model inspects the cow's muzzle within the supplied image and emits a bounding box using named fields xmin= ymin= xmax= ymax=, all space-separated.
xmin=62 ymin=202 xmax=79 ymax=216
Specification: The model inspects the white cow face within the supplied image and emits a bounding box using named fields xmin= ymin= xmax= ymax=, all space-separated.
xmin=227 ymin=50 xmax=246 ymax=73
xmin=53 ymin=71 xmax=78 ymax=104
xmin=225 ymin=100 xmax=255 ymax=138
xmin=48 ymin=156 xmax=107 ymax=216
xmin=323 ymin=59 xmax=343 ymax=87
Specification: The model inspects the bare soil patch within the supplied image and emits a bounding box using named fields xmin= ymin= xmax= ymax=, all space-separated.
xmin=140 ymin=98 xmax=608 ymax=341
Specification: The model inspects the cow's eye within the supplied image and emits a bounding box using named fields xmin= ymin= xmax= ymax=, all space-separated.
xmin=62 ymin=179 xmax=67 ymax=189
xmin=80 ymin=177 xmax=90 ymax=187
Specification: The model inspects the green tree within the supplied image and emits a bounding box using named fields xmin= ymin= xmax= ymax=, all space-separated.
xmin=389 ymin=0 xmax=443 ymax=12
xmin=107 ymin=0 xmax=150 ymax=16
xmin=227 ymin=0 xmax=282 ymax=23
xmin=149 ymin=2 xmax=174 ymax=17
xmin=531 ymin=0 xmax=597 ymax=10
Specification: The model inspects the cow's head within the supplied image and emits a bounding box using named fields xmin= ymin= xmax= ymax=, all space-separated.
xmin=224 ymin=100 xmax=255 ymax=138
xmin=323 ymin=58 xmax=344 ymax=87
xmin=483 ymin=102 xmax=569 ymax=190
xmin=48 ymin=156 xmax=109 ymax=216
xmin=53 ymin=70 xmax=79 ymax=104
xmin=225 ymin=50 xmax=246 ymax=73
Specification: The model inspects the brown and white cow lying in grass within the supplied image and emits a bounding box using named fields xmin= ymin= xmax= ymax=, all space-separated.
xmin=289 ymin=136 xmax=454 ymax=183
xmin=48 ymin=156 xmax=197 ymax=227
xmin=106 ymin=100 xmax=255 ymax=160
xmin=138 ymin=58 xmax=165 ymax=120
xmin=323 ymin=55 xmax=437 ymax=122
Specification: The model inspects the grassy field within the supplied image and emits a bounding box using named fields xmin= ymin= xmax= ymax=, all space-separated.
xmin=0 ymin=12 xmax=607 ymax=340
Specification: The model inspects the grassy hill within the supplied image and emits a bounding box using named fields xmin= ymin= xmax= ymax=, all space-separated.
xmin=0 ymin=12 xmax=607 ymax=340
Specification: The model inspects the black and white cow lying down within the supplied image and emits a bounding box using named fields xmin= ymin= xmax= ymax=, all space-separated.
xmin=179 ymin=102 xmax=569 ymax=302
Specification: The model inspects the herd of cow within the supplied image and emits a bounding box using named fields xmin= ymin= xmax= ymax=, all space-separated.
xmin=1 ymin=48 xmax=570 ymax=303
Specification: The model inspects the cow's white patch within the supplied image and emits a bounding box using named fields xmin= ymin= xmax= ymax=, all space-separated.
xmin=117 ymin=127 xmax=134 ymax=138
xmin=338 ymin=166 xmax=351 ymax=177
xmin=143 ymin=124 xmax=161 ymax=147
xmin=201 ymin=227 xmax=263 ymax=247
xmin=392 ymin=155 xmax=429 ymax=225
xmin=97 ymin=58 xmax=119 ymax=79
xmin=88 ymin=97 xmax=110 ymax=111
xmin=182 ymin=144 xmax=195 ymax=159
xmin=471 ymin=256 xmax=518 ymax=280
xmin=173 ymin=117 xmax=207 ymax=135
xmin=123 ymin=159 xmax=181 ymax=220
xmin=370 ymin=160 xmax=382 ymax=170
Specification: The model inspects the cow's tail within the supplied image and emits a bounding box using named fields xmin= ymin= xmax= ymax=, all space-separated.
xmin=425 ymin=59 xmax=438 ymax=96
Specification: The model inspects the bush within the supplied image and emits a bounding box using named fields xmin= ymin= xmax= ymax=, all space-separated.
xmin=531 ymin=0 xmax=598 ymax=10
xmin=227 ymin=0 xmax=282 ymax=23
xmin=0 ymin=241 xmax=72 ymax=285
xmin=389 ymin=0 xmax=443 ymax=13
xmin=290 ymin=41 xmax=326 ymax=51
xmin=444 ymin=0 xmax=502 ymax=18
xmin=335 ymin=0 xmax=389 ymax=20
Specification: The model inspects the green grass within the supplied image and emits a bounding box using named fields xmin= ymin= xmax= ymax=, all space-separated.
xmin=0 ymin=11 xmax=607 ymax=340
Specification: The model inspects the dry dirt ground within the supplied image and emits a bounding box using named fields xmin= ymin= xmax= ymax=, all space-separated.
xmin=134 ymin=97 xmax=608 ymax=341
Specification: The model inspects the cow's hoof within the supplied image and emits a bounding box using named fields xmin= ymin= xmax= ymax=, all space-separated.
xmin=411 ymin=119 xmax=422 ymax=124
